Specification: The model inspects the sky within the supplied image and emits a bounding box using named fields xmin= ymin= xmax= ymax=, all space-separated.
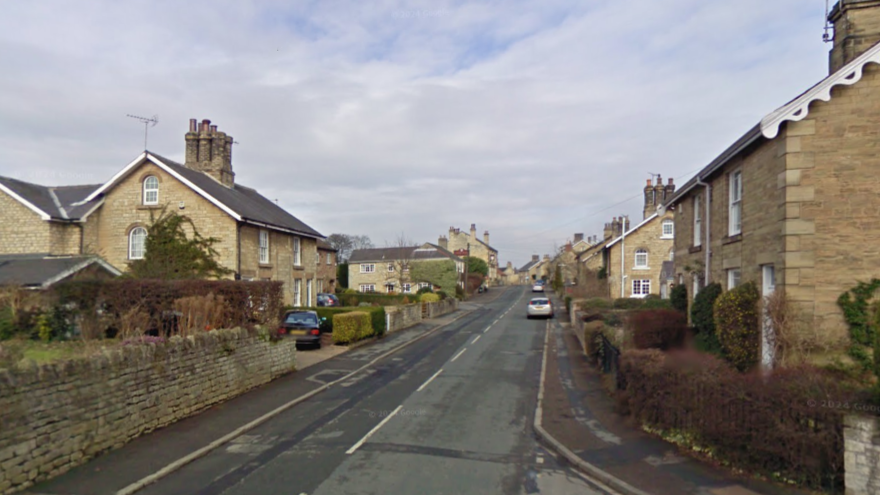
xmin=0 ymin=0 xmax=833 ymax=267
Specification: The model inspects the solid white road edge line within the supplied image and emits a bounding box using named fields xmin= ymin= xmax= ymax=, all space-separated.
xmin=346 ymin=405 xmax=403 ymax=455
xmin=450 ymin=348 xmax=467 ymax=362
xmin=417 ymin=369 xmax=443 ymax=392
xmin=115 ymin=308 xmax=477 ymax=495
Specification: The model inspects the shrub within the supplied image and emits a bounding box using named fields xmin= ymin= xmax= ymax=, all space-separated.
xmin=691 ymin=282 xmax=723 ymax=353
xmin=630 ymin=309 xmax=686 ymax=351
xmin=564 ymin=296 xmax=572 ymax=313
xmin=420 ymin=293 xmax=440 ymax=303
xmin=455 ymin=285 xmax=465 ymax=299
xmin=670 ymin=284 xmax=688 ymax=314
xmin=715 ymin=282 xmax=761 ymax=371
xmin=618 ymin=349 xmax=855 ymax=491
xmin=308 ymin=306 xmax=385 ymax=337
xmin=641 ymin=295 xmax=672 ymax=310
xmin=332 ymin=312 xmax=373 ymax=344
xmin=580 ymin=298 xmax=611 ymax=311
xmin=436 ymin=290 xmax=448 ymax=300
xmin=416 ymin=286 xmax=434 ymax=295
xmin=612 ymin=298 xmax=644 ymax=310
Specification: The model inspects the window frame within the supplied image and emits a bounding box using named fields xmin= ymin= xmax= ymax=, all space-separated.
xmin=259 ymin=230 xmax=270 ymax=264
xmin=402 ymin=283 xmax=412 ymax=293
xmin=661 ymin=219 xmax=674 ymax=239
xmin=359 ymin=284 xmax=376 ymax=293
xmin=729 ymin=170 xmax=743 ymax=236
xmin=143 ymin=176 xmax=159 ymax=205
xmin=326 ymin=252 xmax=332 ymax=265
xmin=360 ymin=263 xmax=375 ymax=274
xmin=693 ymin=194 xmax=702 ymax=247
xmin=632 ymin=279 xmax=651 ymax=298
xmin=727 ymin=268 xmax=741 ymax=290
xmin=293 ymin=237 xmax=302 ymax=266
xmin=293 ymin=279 xmax=302 ymax=307
xmin=388 ymin=264 xmax=395 ymax=273
xmin=385 ymin=282 xmax=395 ymax=293
xmin=306 ymin=278 xmax=313 ymax=307
xmin=129 ymin=227 xmax=147 ymax=260
xmin=634 ymin=249 xmax=648 ymax=269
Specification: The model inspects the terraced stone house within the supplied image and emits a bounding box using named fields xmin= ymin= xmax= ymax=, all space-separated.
xmin=348 ymin=243 xmax=463 ymax=294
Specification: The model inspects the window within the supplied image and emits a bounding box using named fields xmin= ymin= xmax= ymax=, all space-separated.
xmin=418 ymin=282 xmax=432 ymax=290
xmin=143 ymin=176 xmax=159 ymax=205
xmin=317 ymin=279 xmax=324 ymax=293
xmin=402 ymin=283 xmax=412 ymax=293
xmin=634 ymin=249 xmax=648 ymax=269
xmin=661 ymin=219 xmax=674 ymax=239
xmin=294 ymin=279 xmax=302 ymax=307
xmin=359 ymin=284 xmax=376 ymax=293
xmin=259 ymin=230 xmax=269 ymax=264
xmin=693 ymin=194 xmax=702 ymax=247
xmin=307 ymin=279 xmax=313 ymax=307
xmin=326 ymin=253 xmax=332 ymax=265
xmin=632 ymin=279 xmax=651 ymax=297
xmin=727 ymin=268 xmax=741 ymax=289
xmin=360 ymin=263 xmax=375 ymax=273
xmin=129 ymin=227 xmax=147 ymax=260
xmin=729 ymin=170 xmax=742 ymax=236
xmin=385 ymin=282 xmax=395 ymax=293
xmin=317 ymin=253 xmax=321 ymax=266
xmin=293 ymin=237 xmax=301 ymax=266
xmin=388 ymin=264 xmax=395 ymax=272
xmin=693 ymin=274 xmax=703 ymax=296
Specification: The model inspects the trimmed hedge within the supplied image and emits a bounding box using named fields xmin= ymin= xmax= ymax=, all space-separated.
xmin=691 ymin=283 xmax=723 ymax=353
xmin=630 ymin=309 xmax=686 ymax=350
xmin=618 ymin=349 xmax=856 ymax=491
xmin=332 ymin=312 xmax=373 ymax=344
xmin=342 ymin=293 xmax=414 ymax=307
xmin=714 ymin=282 xmax=761 ymax=371
xmin=670 ymin=284 xmax=688 ymax=314
xmin=300 ymin=306 xmax=386 ymax=337
xmin=420 ymin=293 xmax=440 ymax=303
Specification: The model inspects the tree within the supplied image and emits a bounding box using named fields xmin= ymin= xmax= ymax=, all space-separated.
xmin=337 ymin=263 xmax=349 ymax=289
xmin=326 ymin=233 xmax=374 ymax=263
xmin=411 ymin=260 xmax=458 ymax=293
xmin=128 ymin=209 xmax=232 ymax=280
xmin=464 ymin=256 xmax=488 ymax=278
xmin=552 ymin=264 xmax=564 ymax=293
xmin=382 ymin=234 xmax=417 ymax=293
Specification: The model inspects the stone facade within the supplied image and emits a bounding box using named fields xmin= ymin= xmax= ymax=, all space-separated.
xmin=844 ymin=414 xmax=880 ymax=494
xmin=0 ymin=192 xmax=52 ymax=255
xmin=442 ymin=224 xmax=499 ymax=283
xmin=0 ymin=328 xmax=296 ymax=495
xmin=316 ymin=244 xmax=337 ymax=294
xmin=605 ymin=211 xmax=675 ymax=299
xmin=239 ymin=225 xmax=318 ymax=307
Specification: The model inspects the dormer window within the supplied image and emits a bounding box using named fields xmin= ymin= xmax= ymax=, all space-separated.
xmin=143 ymin=176 xmax=159 ymax=205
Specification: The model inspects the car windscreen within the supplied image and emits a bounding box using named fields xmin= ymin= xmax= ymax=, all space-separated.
xmin=530 ymin=299 xmax=549 ymax=305
xmin=284 ymin=313 xmax=318 ymax=325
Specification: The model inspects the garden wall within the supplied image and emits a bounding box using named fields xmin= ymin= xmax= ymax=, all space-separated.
xmin=844 ymin=414 xmax=880 ymax=494
xmin=385 ymin=299 xmax=458 ymax=333
xmin=0 ymin=328 xmax=296 ymax=495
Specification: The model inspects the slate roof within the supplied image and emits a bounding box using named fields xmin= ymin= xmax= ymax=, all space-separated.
xmin=519 ymin=260 xmax=540 ymax=272
xmin=0 ymin=254 xmax=121 ymax=288
xmin=0 ymin=177 xmax=101 ymax=220
xmin=349 ymin=243 xmax=461 ymax=263
xmin=317 ymin=239 xmax=337 ymax=251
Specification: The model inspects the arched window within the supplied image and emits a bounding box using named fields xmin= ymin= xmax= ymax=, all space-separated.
xmin=634 ymin=248 xmax=648 ymax=268
xmin=661 ymin=219 xmax=674 ymax=238
xmin=129 ymin=227 xmax=147 ymax=260
xmin=143 ymin=176 xmax=159 ymax=205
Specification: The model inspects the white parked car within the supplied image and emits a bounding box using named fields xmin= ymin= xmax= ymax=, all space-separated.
xmin=532 ymin=281 xmax=545 ymax=292
xmin=527 ymin=297 xmax=553 ymax=319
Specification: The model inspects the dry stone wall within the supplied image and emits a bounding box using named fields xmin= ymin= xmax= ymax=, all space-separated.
xmin=0 ymin=328 xmax=296 ymax=495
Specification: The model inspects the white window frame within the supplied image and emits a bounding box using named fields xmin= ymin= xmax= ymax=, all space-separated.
xmin=326 ymin=252 xmax=332 ymax=265
xmin=259 ymin=230 xmax=269 ymax=264
xmin=129 ymin=227 xmax=147 ymax=260
xmin=293 ymin=237 xmax=302 ymax=266
xmin=360 ymin=263 xmax=375 ymax=274
xmin=143 ymin=176 xmax=159 ymax=205
xmin=632 ymin=279 xmax=651 ymax=298
xmin=693 ymin=194 xmax=702 ymax=247
xmin=727 ymin=268 xmax=741 ymax=289
xmin=294 ymin=279 xmax=302 ymax=307
xmin=661 ymin=219 xmax=674 ymax=239
xmin=729 ymin=170 xmax=743 ymax=236
xmin=385 ymin=282 xmax=395 ymax=293
xmin=418 ymin=282 xmax=432 ymax=290
xmin=307 ymin=278 xmax=313 ymax=307
xmin=402 ymin=283 xmax=412 ymax=293
xmin=388 ymin=264 xmax=395 ymax=273
xmin=360 ymin=284 xmax=376 ymax=293
xmin=634 ymin=249 xmax=648 ymax=269
xmin=317 ymin=279 xmax=324 ymax=293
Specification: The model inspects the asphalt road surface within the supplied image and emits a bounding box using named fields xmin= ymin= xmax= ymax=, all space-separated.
xmin=116 ymin=287 xmax=605 ymax=495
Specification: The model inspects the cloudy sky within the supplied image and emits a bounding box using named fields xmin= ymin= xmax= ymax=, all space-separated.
xmin=0 ymin=1 xmax=832 ymax=267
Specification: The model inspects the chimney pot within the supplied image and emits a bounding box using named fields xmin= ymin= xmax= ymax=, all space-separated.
xmin=668 ymin=178 xmax=674 ymax=185
xmin=646 ymin=179 xmax=652 ymax=186
xmin=210 ymin=125 xmax=217 ymax=133
xmin=656 ymin=175 xmax=662 ymax=185
xmin=189 ymin=119 xmax=197 ymax=132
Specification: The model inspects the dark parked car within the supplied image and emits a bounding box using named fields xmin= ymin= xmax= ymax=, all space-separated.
xmin=278 ymin=310 xmax=323 ymax=348
xmin=316 ymin=293 xmax=341 ymax=307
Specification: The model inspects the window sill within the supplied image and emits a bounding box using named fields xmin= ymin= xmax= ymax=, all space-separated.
xmin=259 ymin=263 xmax=273 ymax=269
xmin=689 ymin=245 xmax=703 ymax=254
xmin=723 ymin=233 xmax=742 ymax=245
xmin=293 ymin=265 xmax=306 ymax=271
xmin=660 ymin=235 xmax=674 ymax=240
xmin=633 ymin=267 xmax=650 ymax=271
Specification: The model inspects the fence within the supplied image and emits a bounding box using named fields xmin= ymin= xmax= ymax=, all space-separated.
xmin=598 ymin=333 xmax=624 ymax=390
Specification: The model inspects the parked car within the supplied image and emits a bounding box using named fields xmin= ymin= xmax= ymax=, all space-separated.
xmin=278 ymin=310 xmax=323 ymax=348
xmin=317 ymin=293 xmax=341 ymax=307
xmin=527 ymin=297 xmax=553 ymax=319
xmin=532 ymin=281 xmax=545 ymax=292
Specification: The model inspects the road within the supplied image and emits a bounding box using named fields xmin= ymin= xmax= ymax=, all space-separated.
xmin=115 ymin=287 xmax=606 ymax=495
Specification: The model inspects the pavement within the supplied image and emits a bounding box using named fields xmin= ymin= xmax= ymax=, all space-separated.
xmin=27 ymin=287 xmax=611 ymax=495
xmin=538 ymin=295 xmax=819 ymax=495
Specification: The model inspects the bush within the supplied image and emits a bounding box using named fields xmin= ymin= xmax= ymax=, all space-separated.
xmin=455 ymin=285 xmax=465 ymax=299
xmin=670 ymin=284 xmax=688 ymax=314
xmin=630 ymin=309 xmax=686 ymax=350
xmin=564 ymin=296 xmax=572 ymax=313
xmin=436 ymin=290 xmax=448 ymax=300
xmin=416 ymin=286 xmax=434 ymax=295
xmin=612 ymin=298 xmax=644 ymax=310
xmin=307 ymin=306 xmax=385 ymax=337
xmin=691 ymin=282 xmax=723 ymax=353
xmin=641 ymin=295 xmax=672 ymax=310
xmin=715 ymin=282 xmax=761 ymax=371
xmin=420 ymin=293 xmax=440 ymax=303
xmin=618 ymin=349 xmax=855 ymax=491
xmin=332 ymin=312 xmax=373 ymax=344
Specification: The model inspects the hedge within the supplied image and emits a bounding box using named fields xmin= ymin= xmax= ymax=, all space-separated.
xmin=332 ymin=312 xmax=373 ymax=344
xmin=691 ymin=283 xmax=723 ymax=353
xmin=340 ymin=293 xmax=414 ymax=307
xmin=630 ymin=309 xmax=686 ymax=350
xmin=298 ymin=306 xmax=386 ymax=337
xmin=420 ymin=293 xmax=440 ymax=303
xmin=618 ymin=349 xmax=856 ymax=491
xmin=714 ymin=282 xmax=761 ymax=371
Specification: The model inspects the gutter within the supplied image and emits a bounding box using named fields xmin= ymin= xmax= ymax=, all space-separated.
xmin=695 ymin=177 xmax=711 ymax=286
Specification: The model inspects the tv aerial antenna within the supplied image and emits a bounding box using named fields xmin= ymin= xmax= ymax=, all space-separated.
xmin=823 ymin=0 xmax=834 ymax=43
xmin=126 ymin=114 xmax=159 ymax=150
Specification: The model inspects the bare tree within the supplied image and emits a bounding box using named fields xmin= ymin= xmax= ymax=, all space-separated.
xmin=326 ymin=233 xmax=374 ymax=263
xmin=384 ymin=233 xmax=417 ymax=293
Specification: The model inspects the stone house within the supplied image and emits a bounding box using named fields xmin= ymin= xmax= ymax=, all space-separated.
xmin=518 ymin=256 xmax=542 ymax=284
xmin=499 ymin=262 xmax=519 ymax=285
xmin=316 ymin=240 xmax=338 ymax=294
xmin=348 ymin=243 xmax=464 ymax=293
xmin=439 ymin=224 xmax=499 ymax=284
xmin=665 ymin=0 xmax=880 ymax=365
xmin=603 ymin=177 xmax=676 ymax=298
xmin=0 ymin=118 xmax=324 ymax=306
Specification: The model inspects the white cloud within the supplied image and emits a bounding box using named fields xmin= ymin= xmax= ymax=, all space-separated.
xmin=0 ymin=0 xmax=831 ymax=266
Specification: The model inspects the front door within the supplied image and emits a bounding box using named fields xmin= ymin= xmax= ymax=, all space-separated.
xmin=761 ymin=265 xmax=776 ymax=369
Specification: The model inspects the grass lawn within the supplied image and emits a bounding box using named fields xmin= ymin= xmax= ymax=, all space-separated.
xmin=0 ymin=339 xmax=117 ymax=369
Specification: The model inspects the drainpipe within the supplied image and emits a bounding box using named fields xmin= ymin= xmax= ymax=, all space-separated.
xmin=620 ymin=227 xmax=627 ymax=298
xmin=695 ymin=177 xmax=711 ymax=286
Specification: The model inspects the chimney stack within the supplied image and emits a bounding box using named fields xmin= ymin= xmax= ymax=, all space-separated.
xmin=829 ymin=1 xmax=880 ymax=73
xmin=438 ymin=236 xmax=448 ymax=249
xmin=574 ymin=233 xmax=584 ymax=243
xmin=470 ymin=224 xmax=477 ymax=239
xmin=665 ymin=178 xmax=675 ymax=203
xmin=532 ymin=255 xmax=539 ymax=262
xmin=484 ymin=230 xmax=490 ymax=245
xmin=185 ymin=118 xmax=236 ymax=188
xmin=644 ymin=178 xmax=656 ymax=220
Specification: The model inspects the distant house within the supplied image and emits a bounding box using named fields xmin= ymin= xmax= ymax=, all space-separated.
xmin=0 ymin=254 xmax=120 ymax=289
xmin=0 ymin=118 xmax=325 ymax=306
xmin=348 ymin=243 xmax=463 ymax=293
xmin=439 ymin=224 xmax=499 ymax=284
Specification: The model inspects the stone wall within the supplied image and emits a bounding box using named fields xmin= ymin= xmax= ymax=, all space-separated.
xmin=0 ymin=328 xmax=296 ymax=495
xmin=0 ymin=190 xmax=52 ymax=255
xmin=424 ymin=298 xmax=458 ymax=319
xmin=385 ymin=299 xmax=458 ymax=333
xmin=844 ymin=414 xmax=880 ymax=494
